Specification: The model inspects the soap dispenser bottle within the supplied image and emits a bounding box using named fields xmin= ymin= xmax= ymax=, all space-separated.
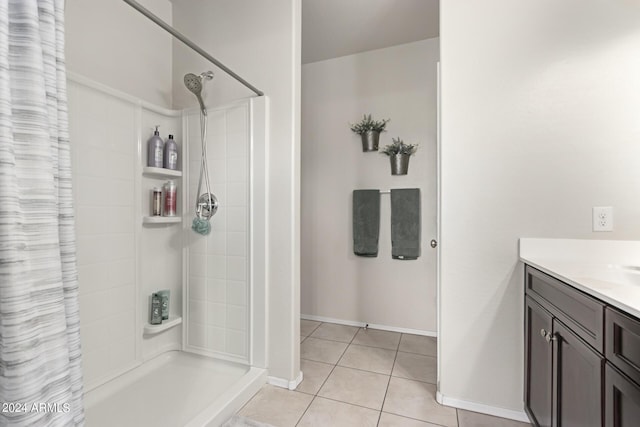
xmin=163 ymin=134 xmax=178 ymax=170
xmin=147 ymin=126 xmax=163 ymax=168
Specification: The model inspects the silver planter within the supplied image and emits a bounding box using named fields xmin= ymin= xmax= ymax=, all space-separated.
xmin=390 ymin=154 xmax=410 ymax=175
xmin=360 ymin=131 xmax=380 ymax=152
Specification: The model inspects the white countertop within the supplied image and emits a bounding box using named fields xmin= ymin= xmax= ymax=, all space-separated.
xmin=519 ymin=238 xmax=640 ymax=319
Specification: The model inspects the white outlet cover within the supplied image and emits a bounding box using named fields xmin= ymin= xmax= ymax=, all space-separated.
xmin=593 ymin=206 xmax=614 ymax=232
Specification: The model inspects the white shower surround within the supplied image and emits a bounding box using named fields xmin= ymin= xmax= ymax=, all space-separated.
xmin=183 ymin=101 xmax=258 ymax=362
xmin=68 ymin=72 xmax=268 ymax=424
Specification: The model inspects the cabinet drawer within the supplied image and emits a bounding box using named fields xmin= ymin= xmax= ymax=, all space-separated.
xmin=526 ymin=266 xmax=604 ymax=352
xmin=606 ymin=307 xmax=640 ymax=386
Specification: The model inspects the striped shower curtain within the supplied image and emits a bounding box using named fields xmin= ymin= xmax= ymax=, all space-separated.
xmin=0 ymin=0 xmax=84 ymax=425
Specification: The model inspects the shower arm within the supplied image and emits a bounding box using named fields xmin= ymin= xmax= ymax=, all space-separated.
xmin=122 ymin=0 xmax=264 ymax=97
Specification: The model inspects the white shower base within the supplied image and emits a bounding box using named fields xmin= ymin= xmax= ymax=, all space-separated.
xmin=84 ymin=351 xmax=266 ymax=427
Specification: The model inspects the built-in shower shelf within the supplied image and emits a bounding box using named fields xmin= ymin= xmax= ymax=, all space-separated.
xmin=143 ymin=166 xmax=182 ymax=178
xmin=143 ymin=216 xmax=181 ymax=224
xmin=143 ymin=315 xmax=182 ymax=335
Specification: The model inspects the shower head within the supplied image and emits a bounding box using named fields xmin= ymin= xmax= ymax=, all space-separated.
xmin=184 ymin=71 xmax=214 ymax=115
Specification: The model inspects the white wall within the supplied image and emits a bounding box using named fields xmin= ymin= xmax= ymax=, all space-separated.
xmin=440 ymin=0 xmax=640 ymax=415
xmin=301 ymin=39 xmax=439 ymax=332
xmin=65 ymin=0 xmax=173 ymax=108
xmin=172 ymin=0 xmax=301 ymax=381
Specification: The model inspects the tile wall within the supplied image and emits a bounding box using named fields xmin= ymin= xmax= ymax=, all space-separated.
xmin=69 ymin=81 xmax=138 ymax=389
xmin=186 ymin=102 xmax=250 ymax=361
xmin=70 ymin=78 xmax=183 ymax=390
xmin=69 ymin=76 xmax=252 ymax=391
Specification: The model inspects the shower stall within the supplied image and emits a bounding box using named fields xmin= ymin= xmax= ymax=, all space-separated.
xmin=69 ymin=1 xmax=269 ymax=425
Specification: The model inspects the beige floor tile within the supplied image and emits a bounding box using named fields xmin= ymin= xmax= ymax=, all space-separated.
xmin=310 ymin=323 xmax=359 ymax=343
xmin=399 ymin=334 xmax=437 ymax=356
xmin=301 ymin=335 xmax=307 ymax=344
xmin=297 ymin=359 xmax=334 ymax=395
xmin=301 ymin=337 xmax=348 ymax=364
xmin=392 ymin=352 xmax=437 ymax=384
xmin=379 ymin=412 xmax=443 ymax=427
xmin=297 ymin=397 xmax=379 ymax=427
xmin=238 ymin=385 xmax=313 ymax=427
xmin=458 ymin=409 xmax=531 ymax=427
xmin=383 ymin=377 xmax=457 ymax=427
xmin=301 ymin=319 xmax=322 ymax=337
xmin=318 ymin=366 xmax=389 ymax=410
xmin=352 ymin=328 xmax=401 ymax=350
xmin=338 ymin=344 xmax=397 ymax=375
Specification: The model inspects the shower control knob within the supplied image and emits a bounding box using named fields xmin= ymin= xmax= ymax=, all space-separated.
xmin=430 ymin=239 xmax=438 ymax=248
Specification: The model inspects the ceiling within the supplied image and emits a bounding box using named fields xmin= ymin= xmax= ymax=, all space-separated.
xmin=302 ymin=0 xmax=439 ymax=64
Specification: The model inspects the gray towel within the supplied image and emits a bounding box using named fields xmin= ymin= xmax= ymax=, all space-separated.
xmin=353 ymin=190 xmax=380 ymax=257
xmin=391 ymin=188 xmax=421 ymax=260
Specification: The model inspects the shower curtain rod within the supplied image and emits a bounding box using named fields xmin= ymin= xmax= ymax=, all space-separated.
xmin=122 ymin=0 xmax=264 ymax=97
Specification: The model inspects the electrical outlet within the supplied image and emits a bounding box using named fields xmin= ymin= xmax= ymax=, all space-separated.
xmin=593 ymin=206 xmax=614 ymax=232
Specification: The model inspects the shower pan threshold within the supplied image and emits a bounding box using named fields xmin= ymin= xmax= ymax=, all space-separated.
xmin=84 ymin=351 xmax=266 ymax=427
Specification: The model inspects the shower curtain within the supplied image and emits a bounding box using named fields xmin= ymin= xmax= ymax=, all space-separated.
xmin=0 ymin=1 xmax=84 ymax=425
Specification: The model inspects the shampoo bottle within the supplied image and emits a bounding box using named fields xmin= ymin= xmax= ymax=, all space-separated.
xmin=163 ymin=180 xmax=177 ymax=217
xmin=157 ymin=289 xmax=170 ymax=320
xmin=150 ymin=293 xmax=162 ymax=325
xmin=147 ymin=126 xmax=163 ymax=168
xmin=163 ymin=134 xmax=178 ymax=170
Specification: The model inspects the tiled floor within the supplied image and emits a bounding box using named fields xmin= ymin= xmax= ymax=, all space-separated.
xmin=238 ymin=320 xmax=531 ymax=427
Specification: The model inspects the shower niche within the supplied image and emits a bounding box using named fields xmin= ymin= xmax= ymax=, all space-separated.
xmin=141 ymin=168 xmax=183 ymax=225
xmin=139 ymin=106 xmax=185 ymax=351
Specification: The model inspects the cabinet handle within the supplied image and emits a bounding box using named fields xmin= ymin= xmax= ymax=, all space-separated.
xmin=540 ymin=329 xmax=557 ymax=343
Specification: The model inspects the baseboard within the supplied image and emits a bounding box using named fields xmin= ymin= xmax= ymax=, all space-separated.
xmin=267 ymin=370 xmax=303 ymax=391
xmin=436 ymin=391 xmax=530 ymax=423
xmin=301 ymin=314 xmax=436 ymax=337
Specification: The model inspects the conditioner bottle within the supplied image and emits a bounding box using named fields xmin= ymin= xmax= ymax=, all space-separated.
xmin=147 ymin=126 xmax=163 ymax=168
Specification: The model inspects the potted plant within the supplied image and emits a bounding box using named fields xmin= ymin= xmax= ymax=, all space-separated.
xmin=350 ymin=114 xmax=390 ymax=152
xmin=381 ymin=137 xmax=418 ymax=175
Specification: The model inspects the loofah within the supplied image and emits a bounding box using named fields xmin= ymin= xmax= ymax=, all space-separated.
xmin=192 ymin=217 xmax=211 ymax=235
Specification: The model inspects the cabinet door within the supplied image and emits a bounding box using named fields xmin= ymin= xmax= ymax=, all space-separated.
xmin=605 ymin=362 xmax=640 ymax=427
xmin=553 ymin=319 xmax=603 ymax=427
xmin=525 ymin=296 xmax=553 ymax=427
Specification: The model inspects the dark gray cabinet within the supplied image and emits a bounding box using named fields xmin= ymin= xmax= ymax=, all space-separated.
xmin=525 ymin=296 xmax=553 ymax=427
xmin=552 ymin=319 xmax=602 ymax=427
xmin=605 ymin=362 xmax=640 ymax=427
xmin=605 ymin=307 xmax=640 ymax=386
xmin=525 ymin=266 xmax=604 ymax=427
xmin=524 ymin=265 xmax=640 ymax=427
xmin=604 ymin=307 xmax=640 ymax=427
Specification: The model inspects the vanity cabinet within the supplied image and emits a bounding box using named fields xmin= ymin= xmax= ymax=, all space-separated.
xmin=605 ymin=362 xmax=640 ymax=427
xmin=552 ymin=319 xmax=603 ymax=427
xmin=524 ymin=297 xmax=553 ymax=427
xmin=524 ymin=265 xmax=640 ymax=427
xmin=525 ymin=266 xmax=604 ymax=427
xmin=524 ymin=294 xmax=602 ymax=427
xmin=604 ymin=307 xmax=640 ymax=427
